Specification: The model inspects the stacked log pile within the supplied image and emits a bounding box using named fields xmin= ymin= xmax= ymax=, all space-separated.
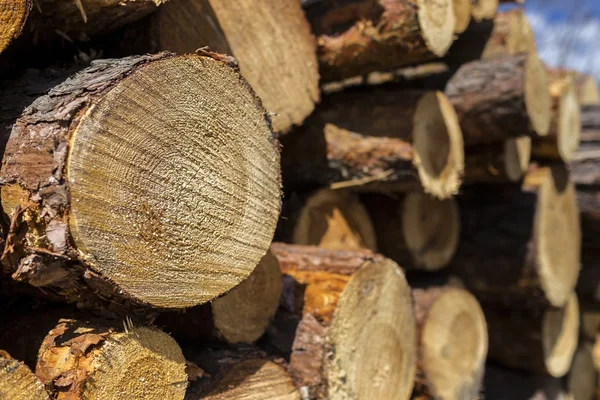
xmin=0 ymin=0 xmax=598 ymax=399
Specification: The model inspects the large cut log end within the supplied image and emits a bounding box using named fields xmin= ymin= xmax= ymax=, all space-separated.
xmin=403 ymin=193 xmax=459 ymax=271
xmin=414 ymin=288 xmax=488 ymax=400
xmin=419 ymin=0 xmax=457 ymax=57
xmin=0 ymin=0 xmax=31 ymax=53
xmin=535 ymin=166 xmax=581 ymax=307
xmin=471 ymin=0 xmax=499 ymax=22
xmin=2 ymin=53 xmax=282 ymax=309
xmin=526 ymin=53 xmax=552 ymax=137
xmin=0 ymin=352 xmax=49 ymax=400
xmin=452 ymin=0 xmax=472 ymax=33
xmin=36 ymin=319 xmax=187 ymax=399
xmin=327 ymin=259 xmax=416 ymax=399
xmin=212 ymin=250 xmax=283 ymax=344
xmin=413 ymin=92 xmax=464 ymax=199
xmin=542 ymin=294 xmax=580 ymax=377
xmin=292 ymin=189 xmax=377 ymax=251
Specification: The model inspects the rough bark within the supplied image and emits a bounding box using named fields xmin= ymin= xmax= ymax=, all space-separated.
xmin=532 ymin=76 xmax=581 ymax=163
xmin=305 ymin=0 xmax=456 ymax=82
xmin=445 ymin=9 xmax=535 ymax=64
xmin=449 ymin=165 xmax=580 ymax=308
xmin=0 ymin=0 xmax=31 ymax=54
xmin=109 ymin=0 xmax=319 ymax=133
xmin=183 ymin=346 xmax=299 ymax=400
xmin=445 ymin=53 xmax=551 ymax=144
xmin=411 ymin=287 xmax=488 ymax=400
xmin=0 ymin=52 xmax=281 ymax=312
xmin=483 ymin=364 xmax=571 ymax=400
xmin=156 ymin=250 xmax=283 ymax=344
xmin=35 ymin=317 xmax=187 ymax=400
xmin=281 ymin=88 xmax=464 ymax=199
xmin=464 ymin=136 xmax=532 ymax=183
xmin=278 ymin=189 xmax=377 ymax=252
xmin=268 ymin=243 xmax=416 ymax=400
xmin=361 ymin=192 xmax=459 ymax=271
xmin=0 ymin=351 xmax=49 ymax=400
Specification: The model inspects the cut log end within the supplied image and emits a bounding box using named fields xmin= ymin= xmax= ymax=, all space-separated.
xmin=525 ymin=53 xmax=552 ymax=136
xmin=64 ymin=55 xmax=281 ymax=308
xmin=413 ymin=92 xmax=464 ymax=199
xmin=292 ymin=189 xmax=377 ymax=251
xmin=419 ymin=289 xmax=488 ymax=400
xmin=578 ymin=75 xmax=600 ymax=105
xmin=471 ymin=0 xmax=499 ymax=22
xmin=567 ymin=342 xmax=597 ymax=400
xmin=419 ymin=0 xmax=457 ymax=56
xmin=536 ymin=166 xmax=581 ymax=307
xmin=36 ymin=319 xmax=187 ymax=399
xmin=556 ymin=81 xmax=582 ymax=162
xmin=327 ymin=259 xmax=416 ymax=399
xmin=212 ymin=250 xmax=283 ymax=344
xmin=504 ymin=136 xmax=532 ymax=182
xmin=452 ymin=0 xmax=472 ymax=33
xmin=0 ymin=352 xmax=49 ymax=400
xmin=204 ymin=359 xmax=300 ymax=400
xmin=403 ymin=193 xmax=459 ymax=271
xmin=542 ymin=294 xmax=580 ymax=377
xmin=0 ymin=0 xmax=31 ymax=53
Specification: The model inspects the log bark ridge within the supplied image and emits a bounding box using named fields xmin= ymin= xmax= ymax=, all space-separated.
xmin=36 ymin=318 xmax=187 ymax=399
xmin=412 ymin=287 xmax=488 ymax=400
xmin=0 ymin=351 xmax=49 ymax=400
xmin=362 ymin=192 xmax=459 ymax=271
xmin=0 ymin=0 xmax=31 ymax=54
xmin=306 ymin=0 xmax=456 ymax=82
xmin=450 ymin=165 xmax=580 ymax=308
xmin=270 ymin=243 xmax=417 ymax=400
xmin=484 ymin=294 xmax=579 ymax=377
xmin=157 ymin=250 xmax=283 ymax=344
xmin=281 ymin=89 xmax=464 ymax=199
xmin=117 ymin=0 xmax=319 ymax=133
xmin=445 ymin=53 xmax=551 ymax=144
xmin=532 ymin=76 xmax=582 ymax=163
xmin=464 ymin=136 xmax=532 ymax=183
xmin=0 ymin=52 xmax=281 ymax=310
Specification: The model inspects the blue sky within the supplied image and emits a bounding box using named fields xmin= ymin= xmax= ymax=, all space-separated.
xmin=501 ymin=0 xmax=600 ymax=80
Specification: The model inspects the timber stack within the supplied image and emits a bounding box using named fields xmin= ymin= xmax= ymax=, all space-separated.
xmin=0 ymin=0 xmax=597 ymax=399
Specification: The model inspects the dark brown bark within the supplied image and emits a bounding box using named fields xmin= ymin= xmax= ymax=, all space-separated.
xmin=448 ymin=166 xmax=580 ymax=308
xmin=306 ymin=0 xmax=455 ymax=82
xmin=281 ymin=87 xmax=464 ymax=199
xmin=445 ymin=53 xmax=551 ymax=144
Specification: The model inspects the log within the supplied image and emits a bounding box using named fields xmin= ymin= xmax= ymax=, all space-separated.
xmin=471 ymin=0 xmax=498 ymax=22
xmin=412 ymin=287 xmax=488 ymax=400
xmin=306 ymin=0 xmax=456 ymax=82
xmin=566 ymin=342 xmax=598 ymax=400
xmin=464 ymin=136 xmax=532 ymax=183
xmin=184 ymin=347 xmax=299 ymax=400
xmin=452 ymin=0 xmax=472 ymax=34
xmin=532 ymin=77 xmax=582 ymax=163
xmin=483 ymin=364 xmax=571 ymax=400
xmin=0 ymin=52 xmax=281 ymax=311
xmin=445 ymin=53 xmax=551 ymax=144
xmin=280 ymin=89 xmax=464 ymax=199
xmin=112 ymin=0 xmax=319 ymax=133
xmin=548 ymin=69 xmax=599 ymax=106
xmin=35 ymin=317 xmax=187 ymax=399
xmin=484 ymin=294 xmax=580 ymax=377
xmin=449 ymin=165 xmax=580 ymax=308
xmin=281 ymin=188 xmax=377 ymax=252
xmin=0 ymin=0 xmax=31 ymax=54
xmin=156 ymin=250 xmax=283 ymax=344
xmin=446 ymin=9 xmax=535 ymax=63
xmin=0 ymin=351 xmax=49 ymax=400
xmin=361 ymin=192 xmax=459 ymax=271
xmin=269 ymin=243 xmax=417 ymax=400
